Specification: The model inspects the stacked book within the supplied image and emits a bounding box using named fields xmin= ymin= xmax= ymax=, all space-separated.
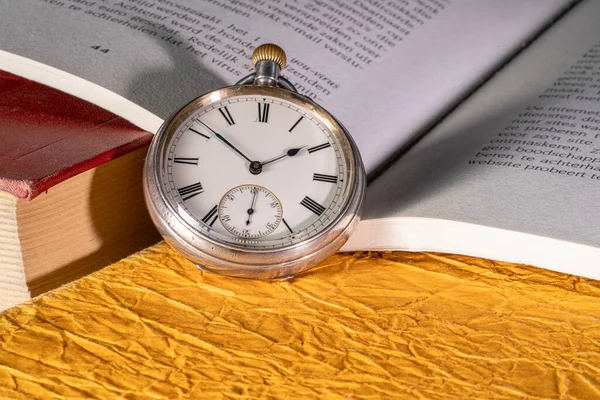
xmin=0 ymin=72 xmax=160 ymax=309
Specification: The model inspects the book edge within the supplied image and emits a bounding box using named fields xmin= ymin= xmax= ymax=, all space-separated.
xmin=0 ymin=135 xmax=153 ymax=200
xmin=0 ymin=191 xmax=30 ymax=310
xmin=342 ymin=217 xmax=600 ymax=280
xmin=0 ymin=50 xmax=163 ymax=132
xmin=16 ymin=146 xmax=161 ymax=295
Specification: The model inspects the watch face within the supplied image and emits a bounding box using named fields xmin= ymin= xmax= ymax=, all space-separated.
xmin=156 ymin=87 xmax=354 ymax=250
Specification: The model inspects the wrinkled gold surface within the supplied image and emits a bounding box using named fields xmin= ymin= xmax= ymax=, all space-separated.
xmin=252 ymin=43 xmax=287 ymax=70
xmin=1 ymin=241 xmax=599 ymax=399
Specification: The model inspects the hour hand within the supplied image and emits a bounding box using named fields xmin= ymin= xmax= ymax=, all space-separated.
xmin=261 ymin=145 xmax=307 ymax=166
xmin=198 ymin=120 xmax=253 ymax=163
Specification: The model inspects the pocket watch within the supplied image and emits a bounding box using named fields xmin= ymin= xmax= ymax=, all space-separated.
xmin=144 ymin=44 xmax=366 ymax=280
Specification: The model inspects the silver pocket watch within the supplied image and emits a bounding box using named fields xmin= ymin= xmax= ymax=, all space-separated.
xmin=144 ymin=44 xmax=365 ymax=280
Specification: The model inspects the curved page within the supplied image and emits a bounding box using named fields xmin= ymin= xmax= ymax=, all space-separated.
xmin=0 ymin=0 xmax=574 ymax=174
xmin=350 ymin=0 xmax=600 ymax=278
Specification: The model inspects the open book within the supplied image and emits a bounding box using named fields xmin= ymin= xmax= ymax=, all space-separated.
xmin=2 ymin=0 xmax=599 ymax=281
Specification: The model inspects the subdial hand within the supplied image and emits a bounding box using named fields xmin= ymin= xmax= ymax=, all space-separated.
xmin=261 ymin=145 xmax=307 ymax=166
xmin=246 ymin=187 xmax=259 ymax=226
xmin=198 ymin=120 xmax=253 ymax=163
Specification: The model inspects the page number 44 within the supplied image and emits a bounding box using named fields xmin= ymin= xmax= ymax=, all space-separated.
xmin=90 ymin=45 xmax=110 ymax=54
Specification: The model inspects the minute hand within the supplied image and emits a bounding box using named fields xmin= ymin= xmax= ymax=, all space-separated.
xmin=198 ymin=121 xmax=252 ymax=163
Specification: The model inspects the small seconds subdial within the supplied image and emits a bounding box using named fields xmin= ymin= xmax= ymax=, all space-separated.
xmin=219 ymin=185 xmax=283 ymax=238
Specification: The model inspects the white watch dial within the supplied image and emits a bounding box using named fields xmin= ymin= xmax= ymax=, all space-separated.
xmin=163 ymin=94 xmax=350 ymax=249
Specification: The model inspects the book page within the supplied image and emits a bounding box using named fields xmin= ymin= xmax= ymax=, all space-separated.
xmin=0 ymin=0 xmax=573 ymax=174
xmin=359 ymin=0 xmax=600 ymax=249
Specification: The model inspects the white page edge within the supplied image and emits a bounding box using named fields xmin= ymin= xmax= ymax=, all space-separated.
xmin=341 ymin=217 xmax=600 ymax=281
xmin=0 ymin=50 xmax=163 ymax=133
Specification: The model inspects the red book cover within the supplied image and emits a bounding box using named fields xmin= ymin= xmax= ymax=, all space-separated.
xmin=0 ymin=71 xmax=152 ymax=200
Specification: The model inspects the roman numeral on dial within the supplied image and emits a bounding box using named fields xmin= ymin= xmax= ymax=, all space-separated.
xmin=257 ymin=102 xmax=270 ymax=123
xmin=202 ymin=205 xmax=218 ymax=227
xmin=177 ymin=182 xmax=204 ymax=201
xmin=282 ymin=218 xmax=293 ymax=233
xmin=189 ymin=127 xmax=210 ymax=140
xmin=308 ymin=142 xmax=331 ymax=154
xmin=218 ymin=106 xmax=235 ymax=126
xmin=173 ymin=157 xmax=199 ymax=165
xmin=300 ymin=196 xmax=326 ymax=216
xmin=289 ymin=116 xmax=303 ymax=132
xmin=313 ymin=173 xmax=338 ymax=183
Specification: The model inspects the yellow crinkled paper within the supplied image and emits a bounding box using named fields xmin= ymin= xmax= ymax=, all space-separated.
xmin=0 ymin=242 xmax=599 ymax=399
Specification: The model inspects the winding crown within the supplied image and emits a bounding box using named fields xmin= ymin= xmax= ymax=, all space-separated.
xmin=252 ymin=44 xmax=287 ymax=71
